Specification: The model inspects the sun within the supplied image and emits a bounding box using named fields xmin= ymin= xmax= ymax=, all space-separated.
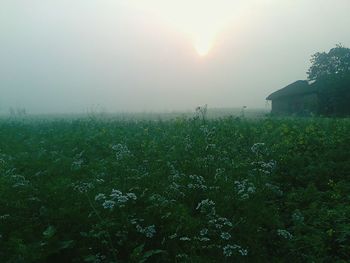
xmin=127 ymin=0 xmax=251 ymax=57
xmin=193 ymin=36 xmax=214 ymax=57
xmin=194 ymin=41 xmax=212 ymax=57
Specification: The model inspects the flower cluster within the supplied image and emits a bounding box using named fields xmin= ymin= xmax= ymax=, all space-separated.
xmin=95 ymin=189 xmax=137 ymax=210
xmin=292 ymin=209 xmax=304 ymax=224
xmin=223 ymin=244 xmax=248 ymax=257
xmin=71 ymin=151 xmax=84 ymax=170
xmin=73 ymin=181 xmax=94 ymax=193
xmin=234 ymin=179 xmax=256 ymax=200
xmin=136 ymin=224 xmax=156 ymax=238
xmin=277 ymin=229 xmax=293 ymax=240
xmin=196 ymin=199 xmax=216 ymax=216
xmin=251 ymin=142 xmax=266 ymax=155
xmin=251 ymin=160 xmax=277 ymax=175
xmin=215 ymin=168 xmax=227 ymax=182
xmin=187 ymin=175 xmax=207 ymax=190
xmin=111 ymin=144 xmax=132 ymax=160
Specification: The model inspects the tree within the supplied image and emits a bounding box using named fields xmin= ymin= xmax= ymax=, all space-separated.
xmin=315 ymin=73 xmax=350 ymax=116
xmin=307 ymin=44 xmax=350 ymax=81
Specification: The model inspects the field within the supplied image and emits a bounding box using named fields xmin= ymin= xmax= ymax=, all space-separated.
xmin=1 ymin=114 xmax=350 ymax=262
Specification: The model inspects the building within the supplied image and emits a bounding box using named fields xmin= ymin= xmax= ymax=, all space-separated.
xmin=266 ymin=80 xmax=318 ymax=115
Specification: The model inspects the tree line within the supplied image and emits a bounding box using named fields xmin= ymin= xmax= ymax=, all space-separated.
xmin=308 ymin=44 xmax=350 ymax=116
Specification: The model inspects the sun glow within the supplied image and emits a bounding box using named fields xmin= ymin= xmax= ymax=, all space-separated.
xmin=128 ymin=0 xmax=251 ymax=57
xmin=194 ymin=40 xmax=212 ymax=57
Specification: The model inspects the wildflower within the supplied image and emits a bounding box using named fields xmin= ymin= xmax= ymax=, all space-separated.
xmin=223 ymin=245 xmax=235 ymax=257
xmin=143 ymin=225 xmax=156 ymax=238
xmin=277 ymin=229 xmax=293 ymax=240
xmin=71 ymin=159 xmax=83 ymax=170
xmin=251 ymin=142 xmax=266 ymax=155
xmin=238 ymin=248 xmax=248 ymax=256
xmin=111 ymin=144 xmax=131 ymax=160
xmin=234 ymin=180 xmax=256 ymax=200
xmin=102 ymin=200 xmax=115 ymax=210
xmin=215 ymin=168 xmax=227 ymax=181
xmin=292 ymin=210 xmax=304 ymax=223
xmin=196 ymin=199 xmax=216 ymax=215
xmin=169 ymin=233 xmax=177 ymax=239
xmin=262 ymin=160 xmax=276 ymax=170
xmin=73 ymin=182 xmax=94 ymax=193
xmin=223 ymin=244 xmax=248 ymax=257
xmin=0 ymin=214 xmax=10 ymax=220
xmin=130 ymin=219 xmax=138 ymax=225
xmin=218 ymin=217 xmax=233 ymax=227
xmin=220 ymin=232 xmax=231 ymax=240
xmin=94 ymin=193 xmax=106 ymax=201
xmin=215 ymin=224 xmax=223 ymax=229
xmin=187 ymin=175 xmax=207 ymax=190
xmin=110 ymin=189 xmax=122 ymax=198
xmin=126 ymin=192 xmax=137 ymax=200
xmin=96 ymin=179 xmax=105 ymax=184
xmin=199 ymin=228 xmax=208 ymax=236
xmin=136 ymin=224 xmax=156 ymax=238
xmin=117 ymin=195 xmax=128 ymax=204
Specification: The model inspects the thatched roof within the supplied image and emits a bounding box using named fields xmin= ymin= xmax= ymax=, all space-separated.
xmin=266 ymin=80 xmax=316 ymax=100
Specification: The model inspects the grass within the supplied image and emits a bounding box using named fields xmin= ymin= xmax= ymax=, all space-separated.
xmin=0 ymin=115 xmax=349 ymax=262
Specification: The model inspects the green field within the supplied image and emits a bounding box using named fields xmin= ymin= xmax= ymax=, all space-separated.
xmin=1 ymin=115 xmax=349 ymax=262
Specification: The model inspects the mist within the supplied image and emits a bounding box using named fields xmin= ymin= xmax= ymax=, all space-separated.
xmin=1 ymin=0 xmax=350 ymax=114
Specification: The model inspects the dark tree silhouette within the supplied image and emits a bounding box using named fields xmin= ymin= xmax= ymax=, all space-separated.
xmin=307 ymin=44 xmax=350 ymax=81
xmin=315 ymin=73 xmax=350 ymax=116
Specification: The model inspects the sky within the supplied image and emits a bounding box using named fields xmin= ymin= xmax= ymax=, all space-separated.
xmin=1 ymin=0 xmax=350 ymax=114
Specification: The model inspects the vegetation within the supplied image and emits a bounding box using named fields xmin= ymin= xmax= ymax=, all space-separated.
xmin=308 ymin=45 xmax=350 ymax=116
xmin=1 ymin=116 xmax=350 ymax=262
xmin=307 ymin=44 xmax=350 ymax=81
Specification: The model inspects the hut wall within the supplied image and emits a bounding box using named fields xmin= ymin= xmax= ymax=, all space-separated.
xmin=271 ymin=93 xmax=318 ymax=115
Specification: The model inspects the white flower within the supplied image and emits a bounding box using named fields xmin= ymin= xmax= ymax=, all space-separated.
xmin=102 ymin=200 xmax=115 ymax=210
xmin=238 ymin=248 xmax=248 ymax=256
xmin=0 ymin=214 xmax=10 ymax=220
xmin=196 ymin=199 xmax=216 ymax=215
xmin=73 ymin=182 xmax=94 ymax=193
xmin=277 ymin=229 xmax=293 ymax=240
xmin=234 ymin=180 xmax=256 ymax=200
xmin=126 ymin=192 xmax=137 ymax=200
xmin=292 ymin=210 xmax=304 ymax=223
xmin=94 ymin=193 xmax=106 ymax=201
xmin=111 ymin=144 xmax=131 ymax=160
xmin=143 ymin=225 xmax=156 ymax=238
xmin=220 ymin=232 xmax=231 ymax=240
xmin=136 ymin=224 xmax=156 ymax=238
xmin=223 ymin=245 xmax=235 ymax=257
xmin=251 ymin=142 xmax=266 ymax=154
xmin=169 ymin=233 xmax=177 ymax=239
xmin=223 ymin=244 xmax=248 ymax=257
xmin=110 ymin=189 xmax=122 ymax=199
xmin=199 ymin=228 xmax=208 ymax=236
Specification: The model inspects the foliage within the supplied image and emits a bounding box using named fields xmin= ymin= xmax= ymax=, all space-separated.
xmin=0 ymin=116 xmax=350 ymax=262
xmin=307 ymin=44 xmax=350 ymax=81
xmin=314 ymin=73 xmax=350 ymax=116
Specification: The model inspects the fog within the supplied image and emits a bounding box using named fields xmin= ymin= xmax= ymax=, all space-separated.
xmin=1 ymin=0 xmax=350 ymax=114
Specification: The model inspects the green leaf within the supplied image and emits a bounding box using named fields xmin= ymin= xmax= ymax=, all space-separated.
xmin=43 ymin=225 xmax=56 ymax=239
xmin=59 ymin=240 xmax=75 ymax=249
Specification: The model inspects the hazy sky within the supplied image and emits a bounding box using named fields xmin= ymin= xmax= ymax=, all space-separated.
xmin=1 ymin=0 xmax=350 ymax=114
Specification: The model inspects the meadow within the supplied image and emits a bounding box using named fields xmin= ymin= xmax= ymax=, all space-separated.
xmin=0 ymin=113 xmax=349 ymax=262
